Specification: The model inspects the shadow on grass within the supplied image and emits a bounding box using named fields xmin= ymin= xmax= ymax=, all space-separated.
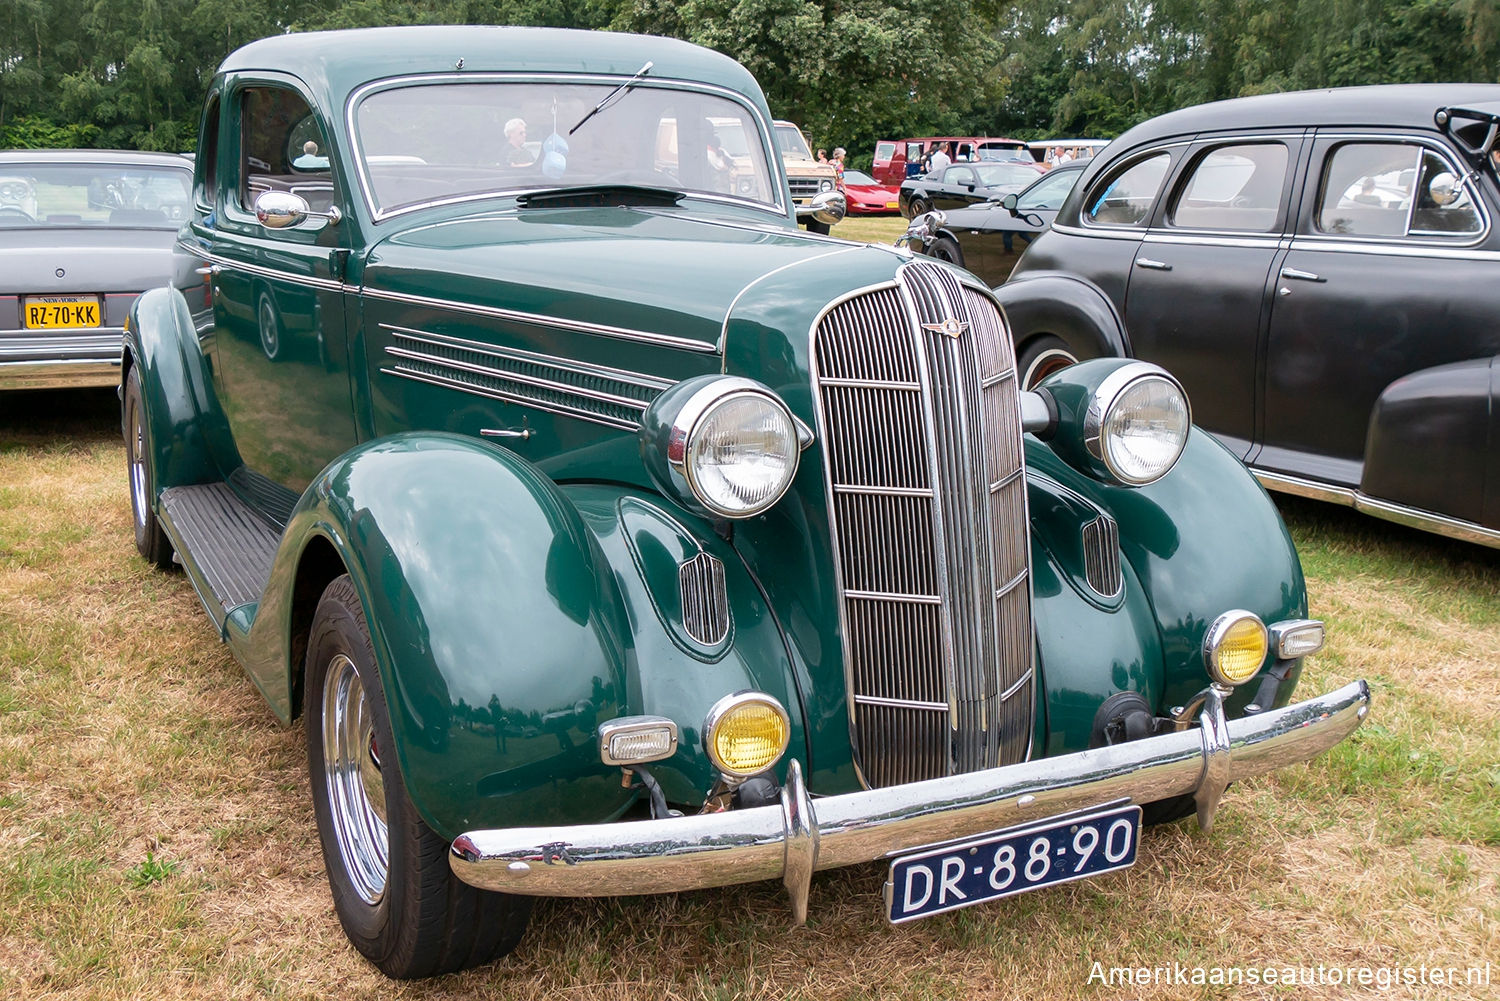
xmin=0 ymin=387 xmax=120 ymax=448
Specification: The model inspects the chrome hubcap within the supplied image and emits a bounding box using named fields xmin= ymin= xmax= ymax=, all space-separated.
xmin=129 ymin=401 xmax=148 ymax=532
xmin=322 ymin=653 xmax=388 ymax=905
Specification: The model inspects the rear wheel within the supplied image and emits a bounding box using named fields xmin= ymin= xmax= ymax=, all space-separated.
xmin=908 ymin=195 xmax=932 ymax=218
xmin=305 ymin=575 xmax=531 ymax=978
xmin=1016 ymin=335 xmax=1080 ymax=389
xmin=804 ymin=218 xmax=831 ymax=235
xmin=123 ymin=367 xmax=173 ymax=569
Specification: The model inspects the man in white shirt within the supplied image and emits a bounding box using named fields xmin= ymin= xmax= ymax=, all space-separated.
xmin=926 ymin=143 xmax=951 ymax=175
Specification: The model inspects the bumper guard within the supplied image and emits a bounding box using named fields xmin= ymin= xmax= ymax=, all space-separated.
xmin=451 ymin=680 xmax=1370 ymax=921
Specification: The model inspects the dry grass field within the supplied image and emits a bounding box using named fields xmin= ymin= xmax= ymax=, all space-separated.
xmin=1 ymin=365 xmax=1496 ymax=1001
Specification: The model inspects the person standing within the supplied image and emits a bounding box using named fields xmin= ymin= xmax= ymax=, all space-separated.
xmin=927 ymin=143 xmax=951 ymax=175
xmin=831 ymin=146 xmax=846 ymax=186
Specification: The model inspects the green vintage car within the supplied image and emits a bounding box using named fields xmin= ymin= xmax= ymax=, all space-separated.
xmin=123 ymin=26 xmax=1370 ymax=979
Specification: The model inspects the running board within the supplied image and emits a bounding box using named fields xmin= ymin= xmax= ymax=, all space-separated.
xmin=159 ymin=482 xmax=281 ymax=624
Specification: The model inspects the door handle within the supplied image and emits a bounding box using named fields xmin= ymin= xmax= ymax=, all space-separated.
xmin=1134 ymin=258 xmax=1172 ymax=271
xmin=193 ymin=265 xmax=221 ymax=277
xmin=1279 ymin=267 xmax=1325 ymax=282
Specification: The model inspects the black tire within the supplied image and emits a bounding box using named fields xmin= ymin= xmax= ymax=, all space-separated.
xmin=1016 ymin=334 xmax=1080 ymax=389
xmin=123 ymin=366 xmax=174 ymax=569
xmin=1141 ymin=794 xmax=1197 ymax=826
xmin=908 ymin=195 xmax=932 ymax=219
xmin=305 ymin=576 xmax=531 ymax=979
xmin=803 ymin=218 xmax=831 ymax=235
xmin=928 ymin=234 xmax=964 ymax=267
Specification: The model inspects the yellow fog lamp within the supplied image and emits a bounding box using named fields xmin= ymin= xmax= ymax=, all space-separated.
xmin=598 ymin=716 xmax=679 ymax=766
xmin=703 ymin=692 xmax=790 ymax=781
xmin=1203 ymin=610 xmax=1269 ymax=686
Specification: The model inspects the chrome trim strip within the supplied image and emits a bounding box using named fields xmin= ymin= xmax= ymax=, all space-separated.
xmin=1050 ymin=221 xmax=1140 ymax=240
xmin=385 ymin=344 xmax=651 ymax=412
xmin=1285 ymin=238 xmax=1500 ymax=261
xmin=180 ymin=248 xmax=346 ymax=294
xmin=1254 ymin=469 xmax=1500 ymax=548
xmin=380 ymin=365 xmax=640 ymax=430
xmin=999 ymin=668 xmax=1034 ymax=702
xmin=720 ymin=246 xmax=861 ymax=359
xmin=844 ymin=590 xmax=942 ymax=605
xmin=360 ymin=285 xmax=717 ymax=354
xmin=450 ymin=681 xmax=1372 ymax=906
xmin=833 ymin=484 xmax=934 ymax=497
xmin=380 ymin=323 xmax=674 ymax=391
xmin=852 ymin=695 xmax=949 ymax=711
xmin=819 ymin=377 xmax=922 ymax=390
xmin=1143 ymin=232 xmax=1285 ymax=249
xmin=994 ymin=570 xmax=1028 ymax=599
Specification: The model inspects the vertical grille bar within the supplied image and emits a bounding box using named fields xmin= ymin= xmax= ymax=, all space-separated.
xmin=812 ymin=265 xmax=1034 ymax=788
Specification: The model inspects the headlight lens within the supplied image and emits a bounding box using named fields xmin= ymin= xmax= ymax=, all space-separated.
xmin=1204 ymin=610 xmax=1269 ymax=686
xmin=704 ymin=692 xmax=790 ymax=779
xmin=820 ymin=178 xmax=834 ymax=191
xmin=683 ymin=390 xmax=798 ymax=518
xmin=1088 ymin=369 xmax=1190 ymax=485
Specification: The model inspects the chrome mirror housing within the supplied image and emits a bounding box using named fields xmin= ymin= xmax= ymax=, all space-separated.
xmin=809 ymin=190 xmax=846 ymax=226
xmin=1428 ymin=171 xmax=1460 ymax=206
xmin=254 ymin=189 xmax=342 ymax=229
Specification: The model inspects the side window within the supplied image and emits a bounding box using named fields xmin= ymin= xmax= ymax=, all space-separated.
xmin=238 ymin=86 xmax=334 ymax=216
xmin=1315 ymin=142 xmax=1480 ymax=238
xmin=1169 ymin=142 xmax=1288 ymax=232
xmin=1016 ymin=167 xmax=1078 ymax=211
xmin=943 ymin=166 xmax=972 ymax=186
xmin=195 ymin=96 xmax=219 ymax=210
xmin=875 ymin=142 xmax=896 ymax=162
xmin=1084 ymin=152 xmax=1170 ymax=227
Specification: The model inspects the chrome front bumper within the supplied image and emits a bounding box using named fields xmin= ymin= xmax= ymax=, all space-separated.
xmin=451 ymin=680 xmax=1370 ymax=920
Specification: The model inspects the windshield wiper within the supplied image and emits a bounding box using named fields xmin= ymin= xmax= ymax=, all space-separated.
xmin=515 ymin=183 xmax=683 ymax=209
xmin=569 ymin=61 xmax=653 ymax=136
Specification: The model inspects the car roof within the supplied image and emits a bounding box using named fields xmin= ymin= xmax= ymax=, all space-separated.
xmin=219 ymin=26 xmax=766 ymax=112
xmin=1111 ymin=84 xmax=1500 ymax=148
xmin=0 ymin=149 xmax=191 ymax=169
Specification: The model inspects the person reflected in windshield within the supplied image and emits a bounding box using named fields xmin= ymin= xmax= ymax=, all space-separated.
xmin=504 ymin=118 xmax=534 ymax=166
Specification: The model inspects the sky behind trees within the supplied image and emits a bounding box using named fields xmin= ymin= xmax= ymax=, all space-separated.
xmin=2 ymin=0 xmax=1497 ymax=165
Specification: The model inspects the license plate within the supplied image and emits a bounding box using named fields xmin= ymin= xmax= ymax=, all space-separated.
xmin=886 ymin=201 xmax=899 ymax=209
xmin=24 ymin=296 xmax=102 ymax=330
xmin=885 ymin=804 xmax=1141 ymax=923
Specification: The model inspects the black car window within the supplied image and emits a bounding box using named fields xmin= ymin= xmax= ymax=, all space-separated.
xmin=1315 ymin=142 xmax=1479 ymax=238
xmin=239 ymin=86 xmax=335 ymax=217
xmin=1169 ymin=142 xmax=1288 ymax=232
xmin=942 ymin=166 xmax=973 ymax=185
xmin=1016 ymin=167 xmax=1079 ymax=211
xmin=1084 ymin=153 xmax=1169 ymax=227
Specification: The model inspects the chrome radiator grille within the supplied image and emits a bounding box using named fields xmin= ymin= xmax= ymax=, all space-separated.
xmin=813 ymin=261 xmax=1033 ymax=788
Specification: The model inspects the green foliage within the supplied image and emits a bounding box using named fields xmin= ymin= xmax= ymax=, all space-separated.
xmin=125 ymin=851 xmax=181 ymax=888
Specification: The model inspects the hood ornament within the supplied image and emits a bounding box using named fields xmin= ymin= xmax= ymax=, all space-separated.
xmin=921 ymin=317 xmax=968 ymax=339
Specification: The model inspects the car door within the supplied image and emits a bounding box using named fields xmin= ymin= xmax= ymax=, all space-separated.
xmin=1259 ymin=131 xmax=1500 ymax=488
xmin=1124 ymin=134 xmax=1305 ymax=457
xmin=932 ymin=166 xmax=978 ymax=211
xmin=208 ymin=76 xmax=358 ymax=510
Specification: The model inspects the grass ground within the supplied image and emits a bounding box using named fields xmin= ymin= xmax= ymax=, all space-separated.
xmin=1 ymin=380 xmax=1495 ymax=1001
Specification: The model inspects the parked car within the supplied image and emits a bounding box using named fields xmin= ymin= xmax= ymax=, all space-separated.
xmin=125 ymin=25 xmax=1369 ymax=978
xmin=838 ymin=168 xmax=901 ymax=214
xmin=772 ymin=119 xmax=842 ymax=233
xmin=999 ymin=84 xmax=1500 ymax=548
xmin=872 ymin=136 xmax=1027 ymax=185
xmin=914 ymin=161 xmax=1087 ymax=284
xmin=899 ymin=161 xmax=1046 ymax=218
xmin=1026 ymin=139 xmax=1111 ymax=166
xmin=0 ymin=150 xmax=191 ymax=390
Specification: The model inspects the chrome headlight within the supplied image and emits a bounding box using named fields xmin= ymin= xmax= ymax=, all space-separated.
xmin=819 ymin=178 xmax=834 ymax=192
xmin=641 ymin=376 xmax=802 ymax=519
xmin=1083 ymin=363 xmax=1191 ymax=485
xmin=1204 ymin=610 xmax=1269 ymax=686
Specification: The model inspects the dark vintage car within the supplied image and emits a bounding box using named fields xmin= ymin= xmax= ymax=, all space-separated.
xmin=999 ymin=85 xmax=1500 ymax=548
xmin=0 ymin=149 xmax=191 ymax=389
xmin=899 ymin=160 xmax=1046 ymax=219
xmin=917 ymin=161 xmax=1087 ymax=289
xmin=124 ymin=26 xmax=1369 ymax=978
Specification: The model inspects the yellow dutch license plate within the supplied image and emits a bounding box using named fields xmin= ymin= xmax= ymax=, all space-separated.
xmin=24 ymin=296 xmax=102 ymax=330
xmin=886 ymin=201 xmax=899 ymax=209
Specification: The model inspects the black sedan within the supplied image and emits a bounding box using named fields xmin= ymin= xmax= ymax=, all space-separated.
xmin=898 ymin=161 xmax=1044 ymax=218
xmin=917 ymin=161 xmax=1085 ymax=285
xmin=997 ymin=84 xmax=1500 ymax=548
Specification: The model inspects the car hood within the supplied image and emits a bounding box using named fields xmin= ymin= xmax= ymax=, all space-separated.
xmin=0 ymin=227 xmax=180 ymax=292
xmin=362 ymin=207 xmax=892 ymax=351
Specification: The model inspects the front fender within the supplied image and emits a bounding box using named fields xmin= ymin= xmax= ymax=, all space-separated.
xmin=994 ymin=272 xmax=1130 ymax=362
xmin=123 ymin=286 xmax=238 ymax=494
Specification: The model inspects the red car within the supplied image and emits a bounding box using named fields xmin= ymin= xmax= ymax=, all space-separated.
xmin=871 ymin=136 xmax=1027 ymax=185
xmin=839 ymin=169 xmax=901 ymax=214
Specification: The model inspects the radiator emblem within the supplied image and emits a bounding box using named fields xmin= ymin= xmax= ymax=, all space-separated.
xmin=921 ymin=317 xmax=969 ymax=339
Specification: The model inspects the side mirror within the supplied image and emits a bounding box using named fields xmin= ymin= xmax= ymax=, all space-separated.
xmin=1002 ymin=193 xmax=1020 ymax=216
xmin=254 ymin=189 xmax=342 ymax=229
xmin=1428 ymin=171 xmax=1460 ymax=206
xmin=810 ymin=190 xmax=846 ymax=227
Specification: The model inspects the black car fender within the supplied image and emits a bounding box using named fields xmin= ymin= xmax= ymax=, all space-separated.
xmin=993 ymin=271 xmax=1131 ymax=368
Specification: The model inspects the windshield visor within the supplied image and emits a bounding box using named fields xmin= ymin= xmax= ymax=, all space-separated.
xmin=353 ymin=80 xmax=779 ymax=216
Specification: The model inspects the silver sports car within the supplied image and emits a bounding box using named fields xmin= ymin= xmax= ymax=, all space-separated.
xmin=0 ymin=149 xmax=191 ymax=389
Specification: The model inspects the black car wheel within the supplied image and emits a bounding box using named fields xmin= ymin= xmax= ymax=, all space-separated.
xmin=1017 ymin=335 xmax=1080 ymax=389
xmin=306 ymin=575 xmax=532 ymax=978
xmin=908 ymin=195 xmax=932 ymax=218
xmin=928 ymin=234 xmax=964 ymax=267
xmin=123 ymin=366 xmax=174 ymax=569
xmin=804 ymin=218 xmax=832 ymax=235
xmin=257 ymin=290 xmax=282 ymax=361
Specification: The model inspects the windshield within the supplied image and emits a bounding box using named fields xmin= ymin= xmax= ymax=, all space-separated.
xmin=0 ymin=162 xmax=191 ymax=228
xmin=843 ymin=170 xmax=876 ymax=186
xmin=1016 ymin=167 xmax=1080 ymax=211
xmin=975 ymin=163 xmax=1040 ymax=187
xmin=353 ymin=80 xmax=779 ymax=216
xmin=774 ymin=124 xmax=814 ymax=159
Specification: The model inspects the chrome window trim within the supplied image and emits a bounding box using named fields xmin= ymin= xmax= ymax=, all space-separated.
xmin=1143 ymin=232 xmax=1287 ymax=250
xmin=345 ymin=72 xmax=788 ymax=222
xmin=358 ymin=285 xmax=719 ymax=354
xmin=1079 ymin=148 xmax=1177 ymax=231
xmin=1252 ymin=469 xmax=1500 ymax=549
xmin=1285 ymin=238 xmax=1500 ymax=261
xmin=1307 ymin=134 xmax=1490 ymax=247
xmin=1161 ymin=138 xmax=1296 ymax=237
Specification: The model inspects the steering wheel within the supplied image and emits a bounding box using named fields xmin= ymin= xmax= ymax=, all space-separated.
xmin=0 ymin=206 xmax=35 ymax=221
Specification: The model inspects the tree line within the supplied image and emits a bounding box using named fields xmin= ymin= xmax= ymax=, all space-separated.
xmin=2 ymin=0 xmax=1497 ymax=169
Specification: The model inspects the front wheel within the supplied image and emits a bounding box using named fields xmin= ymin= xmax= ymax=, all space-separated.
xmin=123 ymin=367 xmax=173 ymax=569
xmin=907 ymin=195 xmax=931 ymax=219
xmin=305 ymin=575 xmax=531 ymax=978
xmin=928 ymin=234 xmax=964 ymax=267
xmin=1016 ymin=335 xmax=1080 ymax=390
